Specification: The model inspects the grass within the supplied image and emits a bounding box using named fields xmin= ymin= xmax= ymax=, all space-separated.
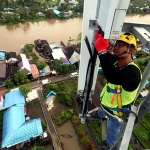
xmin=133 ymin=123 xmax=150 ymax=148
xmin=87 ymin=120 xmax=102 ymax=144
xmin=27 ymin=98 xmax=40 ymax=109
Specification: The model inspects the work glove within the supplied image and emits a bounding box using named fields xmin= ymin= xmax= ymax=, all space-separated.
xmin=94 ymin=31 xmax=100 ymax=40
xmin=94 ymin=34 xmax=108 ymax=53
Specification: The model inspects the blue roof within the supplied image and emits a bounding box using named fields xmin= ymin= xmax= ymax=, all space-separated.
xmin=0 ymin=52 xmax=5 ymax=59
xmin=2 ymin=105 xmax=43 ymax=148
xmin=46 ymin=90 xmax=57 ymax=98
xmin=63 ymin=62 xmax=70 ymax=65
xmin=4 ymin=90 xmax=25 ymax=109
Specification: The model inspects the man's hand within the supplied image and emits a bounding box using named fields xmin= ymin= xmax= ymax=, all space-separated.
xmin=94 ymin=34 xmax=108 ymax=53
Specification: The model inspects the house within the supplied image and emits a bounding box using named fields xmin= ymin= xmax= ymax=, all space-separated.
xmin=34 ymin=40 xmax=52 ymax=56
xmin=36 ymin=12 xmax=45 ymax=17
xmin=6 ymin=52 xmax=17 ymax=65
xmin=44 ymin=66 xmax=51 ymax=76
xmin=6 ymin=66 xmax=18 ymax=79
xmin=62 ymin=46 xmax=80 ymax=64
xmin=49 ymin=42 xmax=60 ymax=49
xmin=52 ymin=47 xmax=67 ymax=60
xmin=17 ymin=53 xmax=26 ymax=64
xmin=0 ymin=62 xmax=6 ymax=86
xmin=4 ymin=89 xmax=25 ymax=109
xmin=42 ymin=45 xmax=52 ymax=56
xmin=30 ymin=64 xmax=40 ymax=79
xmin=1 ymin=89 xmax=43 ymax=148
xmin=18 ymin=58 xmax=31 ymax=74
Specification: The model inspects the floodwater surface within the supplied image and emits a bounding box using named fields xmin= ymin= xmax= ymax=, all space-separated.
xmin=0 ymin=15 xmax=150 ymax=54
xmin=0 ymin=18 xmax=83 ymax=53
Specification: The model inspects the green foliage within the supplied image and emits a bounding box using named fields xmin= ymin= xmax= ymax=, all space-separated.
xmin=44 ymin=83 xmax=59 ymax=97
xmin=71 ymin=115 xmax=79 ymax=125
xmin=54 ymin=109 xmax=73 ymax=125
xmin=31 ymin=52 xmax=39 ymax=63
xmin=37 ymin=61 xmax=47 ymax=69
xmin=141 ymin=132 xmax=149 ymax=142
xmin=75 ymin=124 xmax=84 ymax=135
xmin=52 ymin=59 xmax=63 ymax=70
xmin=27 ymin=98 xmax=40 ymax=109
xmin=80 ymin=135 xmax=90 ymax=145
xmin=76 ymin=32 xmax=82 ymax=41
xmin=24 ymin=44 xmax=34 ymax=52
xmin=19 ymin=85 xmax=32 ymax=96
xmin=0 ymin=111 xmax=3 ymax=126
xmin=87 ymin=120 xmax=102 ymax=144
xmin=52 ymin=59 xmax=76 ymax=74
xmin=45 ymin=9 xmax=56 ymax=19
xmin=14 ymin=70 xmax=30 ymax=85
xmin=41 ymin=120 xmax=47 ymax=130
xmin=31 ymin=146 xmax=45 ymax=150
xmin=43 ymin=80 xmax=77 ymax=106
xmin=58 ymin=92 xmax=72 ymax=106
xmin=133 ymin=123 xmax=150 ymax=148
xmin=4 ymin=79 xmax=14 ymax=88
xmin=127 ymin=0 xmax=150 ymax=14
xmin=134 ymin=56 xmax=150 ymax=72
xmin=134 ymin=50 xmax=147 ymax=58
xmin=128 ymin=143 xmax=134 ymax=150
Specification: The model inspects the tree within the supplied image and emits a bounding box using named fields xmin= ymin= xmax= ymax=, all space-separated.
xmin=52 ymin=59 xmax=63 ymax=70
xmin=14 ymin=70 xmax=30 ymax=85
xmin=24 ymin=44 xmax=34 ymax=52
xmin=19 ymin=85 xmax=32 ymax=97
xmin=31 ymin=146 xmax=45 ymax=150
xmin=134 ymin=50 xmax=147 ymax=58
xmin=45 ymin=9 xmax=56 ymax=19
xmin=4 ymin=79 xmax=14 ymax=88
xmin=37 ymin=61 xmax=47 ymax=69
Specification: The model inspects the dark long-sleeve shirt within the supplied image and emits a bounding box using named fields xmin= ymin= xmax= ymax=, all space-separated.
xmin=99 ymin=53 xmax=141 ymax=92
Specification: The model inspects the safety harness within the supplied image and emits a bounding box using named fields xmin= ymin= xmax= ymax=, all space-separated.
xmin=101 ymin=61 xmax=135 ymax=117
xmin=104 ymin=84 xmax=132 ymax=117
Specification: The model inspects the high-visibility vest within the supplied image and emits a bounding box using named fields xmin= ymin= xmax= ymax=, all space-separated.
xmin=100 ymin=61 xmax=141 ymax=115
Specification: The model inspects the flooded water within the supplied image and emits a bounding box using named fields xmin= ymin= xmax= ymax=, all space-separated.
xmin=125 ymin=14 xmax=150 ymax=24
xmin=0 ymin=15 xmax=150 ymax=54
xmin=56 ymin=121 xmax=81 ymax=150
xmin=0 ymin=18 xmax=83 ymax=53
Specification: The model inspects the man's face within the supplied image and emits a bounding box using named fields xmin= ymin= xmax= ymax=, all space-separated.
xmin=113 ymin=41 xmax=128 ymax=58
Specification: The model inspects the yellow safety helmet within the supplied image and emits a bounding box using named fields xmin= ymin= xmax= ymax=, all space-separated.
xmin=117 ymin=33 xmax=137 ymax=51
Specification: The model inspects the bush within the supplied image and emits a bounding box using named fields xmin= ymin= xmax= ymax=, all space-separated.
xmin=75 ymin=124 xmax=84 ymax=135
xmin=80 ymin=135 xmax=90 ymax=145
xmin=54 ymin=109 xmax=73 ymax=125
xmin=41 ymin=120 xmax=47 ymax=130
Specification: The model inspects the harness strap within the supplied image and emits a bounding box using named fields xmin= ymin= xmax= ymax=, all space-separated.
xmin=102 ymin=103 xmax=132 ymax=113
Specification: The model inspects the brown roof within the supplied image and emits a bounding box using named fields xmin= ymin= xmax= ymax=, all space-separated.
xmin=30 ymin=64 xmax=40 ymax=79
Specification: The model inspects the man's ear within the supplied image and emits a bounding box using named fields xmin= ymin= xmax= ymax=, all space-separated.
xmin=129 ymin=47 xmax=136 ymax=53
